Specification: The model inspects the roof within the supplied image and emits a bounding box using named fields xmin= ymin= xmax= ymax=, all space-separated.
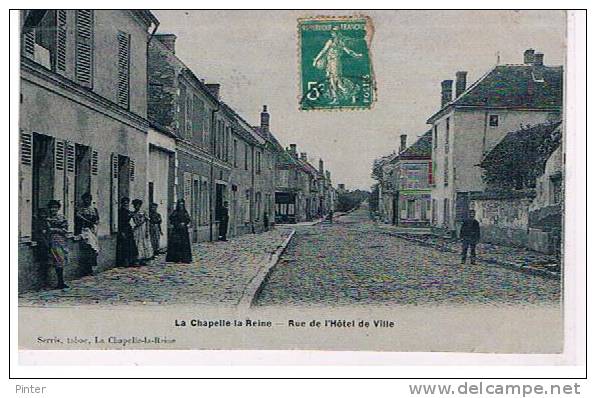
xmin=427 ymin=64 xmax=563 ymax=123
xmin=480 ymin=120 xmax=562 ymax=176
xmin=253 ymin=126 xmax=285 ymax=152
xmin=396 ymin=130 xmax=432 ymax=160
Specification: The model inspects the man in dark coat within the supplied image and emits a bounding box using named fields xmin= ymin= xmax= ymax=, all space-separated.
xmin=218 ymin=201 xmax=229 ymax=241
xmin=460 ymin=209 xmax=480 ymax=264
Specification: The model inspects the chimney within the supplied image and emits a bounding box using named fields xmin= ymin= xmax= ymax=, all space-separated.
xmin=441 ymin=80 xmax=453 ymax=107
xmin=400 ymin=134 xmax=407 ymax=152
xmin=155 ymin=33 xmax=177 ymax=54
xmin=205 ymin=83 xmax=220 ymax=100
xmin=524 ymin=48 xmax=535 ymax=65
xmin=300 ymin=152 xmax=308 ymax=162
xmin=260 ymin=105 xmax=270 ymax=134
xmin=289 ymin=144 xmax=297 ymax=158
xmin=319 ymin=158 xmax=324 ymax=173
xmin=534 ymin=52 xmax=544 ymax=66
xmin=455 ymin=71 xmax=467 ymax=98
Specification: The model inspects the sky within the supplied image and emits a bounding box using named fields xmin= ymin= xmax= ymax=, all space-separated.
xmin=152 ymin=10 xmax=566 ymax=190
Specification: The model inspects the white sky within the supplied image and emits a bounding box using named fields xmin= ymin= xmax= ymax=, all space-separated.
xmin=152 ymin=10 xmax=566 ymax=190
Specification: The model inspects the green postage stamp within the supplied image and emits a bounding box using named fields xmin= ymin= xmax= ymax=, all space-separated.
xmin=299 ymin=16 xmax=375 ymax=110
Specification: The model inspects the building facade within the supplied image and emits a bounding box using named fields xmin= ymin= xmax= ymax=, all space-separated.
xmin=427 ymin=49 xmax=563 ymax=236
xmin=19 ymin=10 xmax=158 ymax=291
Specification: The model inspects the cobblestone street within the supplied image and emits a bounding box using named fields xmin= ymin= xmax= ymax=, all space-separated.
xmin=19 ymin=229 xmax=292 ymax=307
xmin=256 ymin=204 xmax=562 ymax=306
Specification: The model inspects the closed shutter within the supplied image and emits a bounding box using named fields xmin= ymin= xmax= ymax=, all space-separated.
xmin=75 ymin=10 xmax=94 ymax=88
xmin=90 ymin=148 xmax=99 ymax=207
xmin=55 ymin=10 xmax=67 ymax=74
xmin=129 ymin=159 xmax=135 ymax=182
xmin=110 ymin=153 xmax=119 ymax=233
xmin=19 ymin=131 xmax=34 ymax=239
xmin=117 ymin=31 xmax=130 ymax=109
xmin=22 ymin=29 xmax=35 ymax=59
xmin=186 ymin=94 xmax=192 ymax=140
xmin=183 ymin=172 xmax=192 ymax=207
xmin=64 ymin=141 xmax=76 ymax=233
xmin=53 ymin=140 xmax=66 ymax=209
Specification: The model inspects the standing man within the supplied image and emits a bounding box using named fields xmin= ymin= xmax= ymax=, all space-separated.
xmin=219 ymin=201 xmax=229 ymax=242
xmin=460 ymin=209 xmax=480 ymax=264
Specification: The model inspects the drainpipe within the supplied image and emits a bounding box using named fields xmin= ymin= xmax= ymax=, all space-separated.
xmin=251 ymin=144 xmax=255 ymax=234
xmin=209 ymin=103 xmax=220 ymax=241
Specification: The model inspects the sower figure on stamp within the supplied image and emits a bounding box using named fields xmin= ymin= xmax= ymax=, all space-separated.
xmin=460 ymin=209 xmax=480 ymax=264
xmin=218 ymin=201 xmax=229 ymax=241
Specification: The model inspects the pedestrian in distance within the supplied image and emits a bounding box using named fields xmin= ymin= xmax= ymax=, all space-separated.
xmin=218 ymin=201 xmax=229 ymax=241
xmin=39 ymin=200 xmax=69 ymax=289
xmin=148 ymin=203 xmax=163 ymax=257
xmin=460 ymin=209 xmax=481 ymax=264
xmin=328 ymin=209 xmax=334 ymax=224
xmin=166 ymin=199 xmax=193 ymax=263
xmin=131 ymin=199 xmax=153 ymax=265
xmin=116 ymin=197 xmax=138 ymax=267
xmin=75 ymin=192 xmax=100 ymax=276
xmin=263 ymin=210 xmax=269 ymax=232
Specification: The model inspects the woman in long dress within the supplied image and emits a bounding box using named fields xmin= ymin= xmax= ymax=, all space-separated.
xmin=149 ymin=203 xmax=163 ymax=257
xmin=131 ymin=199 xmax=153 ymax=265
xmin=166 ymin=199 xmax=192 ymax=263
xmin=40 ymin=200 xmax=69 ymax=289
xmin=116 ymin=197 xmax=137 ymax=267
xmin=75 ymin=192 xmax=100 ymax=276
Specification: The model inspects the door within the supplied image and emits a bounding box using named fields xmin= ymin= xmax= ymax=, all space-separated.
xmin=148 ymin=147 xmax=171 ymax=248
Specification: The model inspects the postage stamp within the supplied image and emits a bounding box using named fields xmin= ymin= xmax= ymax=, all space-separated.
xmin=298 ymin=16 xmax=375 ymax=110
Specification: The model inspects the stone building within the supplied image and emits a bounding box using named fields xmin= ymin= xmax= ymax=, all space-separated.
xmin=19 ymin=10 xmax=158 ymax=291
xmin=427 ymin=49 xmax=563 ymax=236
xmin=393 ymin=130 xmax=433 ymax=227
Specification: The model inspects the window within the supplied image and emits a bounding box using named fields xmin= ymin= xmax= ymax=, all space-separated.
xmin=233 ymin=139 xmax=238 ymax=167
xmin=192 ymin=95 xmax=204 ymax=144
xmin=75 ymin=10 xmax=94 ymax=88
xmin=443 ymin=156 xmax=449 ymax=187
xmin=407 ymin=199 xmax=416 ymax=219
xmin=244 ymin=143 xmax=249 ymax=170
xmin=433 ymin=125 xmax=438 ymax=149
xmin=489 ymin=114 xmax=499 ymax=127
xmin=256 ymin=151 xmax=262 ymax=174
xmin=22 ymin=10 xmax=68 ymax=74
xmin=117 ymin=31 xmax=130 ymax=109
xmin=445 ymin=117 xmax=450 ymax=153
xmin=550 ymin=175 xmax=562 ymax=204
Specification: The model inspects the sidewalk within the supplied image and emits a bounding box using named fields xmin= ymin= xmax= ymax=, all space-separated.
xmin=19 ymin=228 xmax=294 ymax=307
xmin=378 ymin=224 xmax=561 ymax=279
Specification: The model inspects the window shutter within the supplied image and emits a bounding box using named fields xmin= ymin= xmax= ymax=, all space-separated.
xmin=75 ymin=10 xmax=94 ymax=88
xmin=19 ymin=131 xmax=34 ymax=239
xmin=56 ymin=10 xmax=67 ymax=74
xmin=186 ymin=95 xmax=192 ymax=140
xmin=64 ymin=141 xmax=76 ymax=233
xmin=129 ymin=159 xmax=135 ymax=181
xmin=111 ymin=153 xmax=119 ymax=233
xmin=178 ymin=84 xmax=187 ymax=138
xmin=90 ymin=149 xmax=99 ymax=209
xmin=117 ymin=31 xmax=130 ymax=109
xmin=23 ymin=29 xmax=35 ymax=59
xmin=183 ymin=172 xmax=192 ymax=207
xmin=53 ymin=140 xmax=66 ymax=216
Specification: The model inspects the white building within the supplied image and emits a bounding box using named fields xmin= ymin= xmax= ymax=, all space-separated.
xmin=426 ymin=49 xmax=563 ymax=236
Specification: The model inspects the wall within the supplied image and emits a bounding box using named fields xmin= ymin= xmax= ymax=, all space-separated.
xmin=470 ymin=195 xmax=533 ymax=248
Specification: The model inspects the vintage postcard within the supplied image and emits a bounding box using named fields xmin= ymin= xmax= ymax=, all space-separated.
xmin=14 ymin=9 xmax=577 ymax=361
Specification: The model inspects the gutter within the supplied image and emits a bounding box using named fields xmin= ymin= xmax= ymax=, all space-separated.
xmin=209 ymin=102 xmax=221 ymax=241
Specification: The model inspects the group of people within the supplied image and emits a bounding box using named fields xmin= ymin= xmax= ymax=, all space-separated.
xmin=38 ymin=194 xmax=196 ymax=290
xmin=117 ymin=197 xmax=193 ymax=267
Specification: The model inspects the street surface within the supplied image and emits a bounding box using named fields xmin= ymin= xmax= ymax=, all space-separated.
xmin=256 ymin=203 xmax=561 ymax=306
xmin=19 ymin=203 xmax=561 ymax=308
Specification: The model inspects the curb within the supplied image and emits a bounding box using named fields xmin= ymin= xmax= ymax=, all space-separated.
xmin=381 ymin=231 xmax=560 ymax=280
xmin=237 ymin=229 xmax=296 ymax=310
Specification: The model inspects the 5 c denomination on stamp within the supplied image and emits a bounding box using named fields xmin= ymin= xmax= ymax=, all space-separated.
xmin=299 ymin=16 xmax=375 ymax=110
